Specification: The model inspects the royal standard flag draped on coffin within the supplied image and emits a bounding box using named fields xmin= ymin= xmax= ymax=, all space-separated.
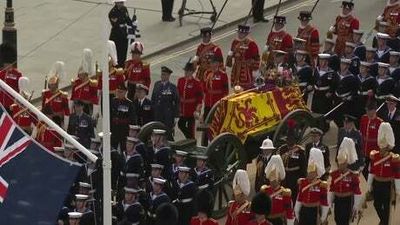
xmin=209 ymin=86 xmax=307 ymax=143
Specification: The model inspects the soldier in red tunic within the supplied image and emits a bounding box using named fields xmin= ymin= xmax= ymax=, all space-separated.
xmin=71 ymin=48 xmax=99 ymax=116
xmin=34 ymin=111 xmax=63 ymax=152
xmin=177 ymin=61 xmax=203 ymax=139
xmin=226 ymin=25 xmax=260 ymax=90
xmin=359 ymin=101 xmax=383 ymax=179
xmin=246 ymin=192 xmax=272 ymax=225
xmin=124 ymin=41 xmax=150 ymax=101
xmin=296 ymin=11 xmax=320 ymax=65
xmin=10 ymin=77 xmax=35 ymax=135
xmin=265 ymin=16 xmax=293 ymax=65
xmin=261 ymin=155 xmax=295 ymax=225
xmin=192 ymin=27 xmax=224 ymax=82
xmin=367 ymin=122 xmax=400 ymax=225
xmin=225 ymin=170 xmax=253 ymax=225
xmin=191 ymin=190 xmax=219 ymax=225
xmin=294 ymin=148 xmax=329 ymax=225
xmin=202 ymin=56 xmax=229 ymax=118
xmin=328 ymin=1 xmax=360 ymax=56
xmin=328 ymin=137 xmax=362 ymax=225
xmin=42 ymin=61 xmax=70 ymax=129
xmin=377 ymin=0 xmax=400 ymax=50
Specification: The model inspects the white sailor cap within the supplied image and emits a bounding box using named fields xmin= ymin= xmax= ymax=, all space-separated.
xmin=366 ymin=47 xmax=377 ymax=52
xmin=178 ymin=166 xmax=191 ymax=172
xmin=272 ymin=50 xmax=287 ymax=55
xmin=125 ymin=173 xmax=140 ymax=178
xmin=293 ymin=37 xmax=306 ymax=43
xmin=68 ymin=212 xmax=83 ymax=219
xmin=129 ymin=125 xmax=141 ymax=130
xmin=390 ymin=51 xmax=400 ymax=56
xmin=79 ymin=182 xmax=92 ymax=189
xmin=378 ymin=62 xmax=390 ymax=68
xmin=174 ymin=150 xmax=188 ymax=156
xmin=360 ymin=61 xmax=371 ymax=67
xmin=193 ymin=154 xmax=208 ymax=160
xmin=296 ymin=50 xmax=309 ymax=55
xmin=124 ymin=187 xmax=140 ymax=193
xmin=54 ymin=147 xmax=64 ymax=152
xmin=75 ymin=194 xmax=89 ymax=200
xmin=377 ymin=32 xmax=390 ymax=39
xmin=318 ymin=53 xmax=331 ymax=59
xmin=353 ymin=29 xmax=364 ymax=35
xmin=340 ymin=58 xmax=352 ymax=64
xmin=151 ymin=163 xmax=164 ymax=169
xmin=153 ymin=178 xmax=167 ymax=185
xmin=153 ymin=129 xmax=166 ymax=135
xmin=325 ymin=38 xmax=335 ymax=44
xmin=345 ymin=42 xmax=356 ymax=48
xmin=126 ymin=137 xmax=140 ymax=143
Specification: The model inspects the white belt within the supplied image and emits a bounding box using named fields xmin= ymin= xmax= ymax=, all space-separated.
xmin=299 ymin=82 xmax=308 ymax=87
xmin=198 ymin=184 xmax=209 ymax=190
xmin=120 ymin=172 xmax=139 ymax=177
xmin=181 ymin=198 xmax=193 ymax=203
xmin=147 ymin=211 xmax=156 ymax=218
xmin=336 ymin=91 xmax=351 ymax=98
xmin=314 ymin=85 xmax=330 ymax=91
xmin=358 ymin=91 xmax=369 ymax=95
xmin=375 ymin=94 xmax=391 ymax=99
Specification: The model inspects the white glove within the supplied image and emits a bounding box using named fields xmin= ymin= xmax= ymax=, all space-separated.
xmin=127 ymin=34 xmax=136 ymax=39
xmin=191 ymin=55 xmax=199 ymax=63
xmin=328 ymin=192 xmax=335 ymax=207
xmin=329 ymin=25 xmax=336 ymax=33
xmin=93 ymin=104 xmax=100 ymax=119
xmin=367 ymin=173 xmax=374 ymax=192
xmin=353 ymin=194 xmax=362 ymax=211
xmin=294 ymin=201 xmax=302 ymax=221
xmin=31 ymin=126 xmax=38 ymax=139
xmin=64 ymin=116 xmax=70 ymax=130
xmin=320 ymin=205 xmax=329 ymax=222
xmin=287 ymin=218 xmax=294 ymax=225
xmin=174 ymin=118 xmax=179 ymax=124
xmin=228 ymin=50 xmax=233 ymax=56
xmin=395 ymin=179 xmax=400 ymax=194
xmin=376 ymin=15 xmax=383 ymax=21
xmin=263 ymin=45 xmax=268 ymax=52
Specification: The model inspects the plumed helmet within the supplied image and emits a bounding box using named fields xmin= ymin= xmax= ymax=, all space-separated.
xmin=78 ymin=48 xmax=95 ymax=75
xmin=307 ymin=147 xmax=325 ymax=178
xmin=378 ymin=122 xmax=395 ymax=150
xmin=48 ymin=61 xmax=66 ymax=85
xmin=233 ymin=169 xmax=250 ymax=196
xmin=264 ymin=155 xmax=286 ymax=181
xmin=107 ymin=40 xmax=118 ymax=66
xmin=18 ymin=77 xmax=30 ymax=99
xmin=337 ymin=137 xmax=358 ymax=164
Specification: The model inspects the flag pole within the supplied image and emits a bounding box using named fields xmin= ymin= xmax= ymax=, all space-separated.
xmin=102 ymin=1 xmax=112 ymax=225
xmin=0 ymin=79 xmax=98 ymax=163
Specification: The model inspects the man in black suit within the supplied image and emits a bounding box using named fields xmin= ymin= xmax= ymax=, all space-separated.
xmin=378 ymin=95 xmax=400 ymax=154
xmin=134 ymin=84 xmax=154 ymax=126
xmin=252 ymin=0 xmax=268 ymax=23
xmin=67 ymin=100 xmax=95 ymax=149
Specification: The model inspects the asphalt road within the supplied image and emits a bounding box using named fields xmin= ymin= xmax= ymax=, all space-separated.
xmin=133 ymin=0 xmax=399 ymax=224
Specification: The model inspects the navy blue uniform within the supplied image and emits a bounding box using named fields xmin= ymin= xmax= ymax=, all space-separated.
xmin=134 ymin=97 xmax=154 ymax=126
xmin=113 ymin=202 xmax=145 ymax=224
xmin=323 ymin=50 xmax=340 ymax=72
xmin=376 ymin=76 xmax=396 ymax=104
xmin=311 ymin=68 xmax=339 ymax=114
xmin=109 ymin=5 xmax=132 ymax=67
xmin=149 ymin=146 xmax=172 ymax=180
xmin=172 ymin=180 xmax=198 ymax=225
xmin=191 ymin=167 xmax=214 ymax=190
xmin=356 ymin=75 xmax=378 ymax=116
xmin=375 ymin=47 xmax=391 ymax=63
xmin=296 ymin=64 xmax=314 ymax=103
xmin=147 ymin=192 xmax=171 ymax=225
xmin=110 ymin=97 xmax=136 ymax=152
xmin=334 ymin=74 xmax=360 ymax=126
xmin=354 ymin=43 xmax=366 ymax=61
xmin=67 ymin=112 xmax=95 ymax=149
xmin=347 ymin=56 xmax=361 ymax=75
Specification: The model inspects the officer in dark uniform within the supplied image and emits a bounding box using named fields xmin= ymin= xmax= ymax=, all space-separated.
xmin=67 ymin=100 xmax=95 ymax=149
xmin=377 ymin=95 xmax=400 ymax=154
xmin=150 ymin=129 xmax=172 ymax=180
xmin=147 ymin=178 xmax=171 ymax=225
xmin=376 ymin=62 xmax=396 ymax=105
xmin=277 ymin=120 xmax=307 ymax=203
xmin=110 ymin=83 xmax=136 ymax=152
xmin=305 ymin=128 xmax=330 ymax=180
xmin=343 ymin=42 xmax=361 ymax=75
xmin=294 ymin=50 xmax=314 ymax=104
xmin=113 ymin=187 xmax=145 ymax=224
xmin=333 ymin=58 xmax=360 ymax=126
xmin=190 ymin=154 xmax=214 ymax=191
xmin=311 ymin=54 xmax=340 ymax=114
xmin=172 ymin=166 xmax=198 ymax=225
xmin=134 ymin=84 xmax=153 ymax=126
xmin=352 ymin=29 xmax=366 ymax=61
xmin=356 ymin=61 xmax=378 ymax=116
xmin=322 ymin=39 xmax=340 ymax=72
xmin=109 ymin=0 xmax=132 ymax=67
xmin=151 ymin=66 xmax=180 ymax=140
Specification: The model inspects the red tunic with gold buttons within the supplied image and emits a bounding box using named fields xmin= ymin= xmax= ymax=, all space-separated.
xmin=382 ymin=3 xmax=400 ymax=38
xmin=245 ymin=219 xmax=272 ymax=225
xmin=10 ymin=103 xmax=36 ymax=131
xmin=296 ymin=178 xmax=328 ymax=206
xmin=0 ymin=68 xmax=22 ymax=110
xmin=71 ymin=78 xmax=98 ymax=105
xmin=124 ymin=59 xmax=151 ymax=88
xmin=225 ymin=200 xmax=253 ymax=225
xmin=97 ymin=68 xmax=125 ymax=94
xmin=266 ymin=30 xmax=294 ymax=53
xmin=227 ymin=38 xmax=260 ymax=90
xmin=329 ymin=170 xmax=362 ymax=195
xmin=177 ymin=77 xmax=203 ymax=117
xmin=333 ymin=15 xmax=360 ymax=56
xmin=359 ymin=115 xmax=383 ymax=158
xmin=203 ymin=69 xmax=228 ymax=108
xmin=35 ymin=122 xmax=62 ymax=152
xmin=190 ymin=216 xmax=219 ymax=225
xmin=297 ymin=25 xmax=320 ymax=59
xmin=261 ymin=185 xmax=294 ymax=220
xmin=195 ymin=42 xmax=224 ymax=82
xmin=369 ymin=150 xmax=400 ymax=179
xmin=41 ymin=90 xmax=70 ymax=118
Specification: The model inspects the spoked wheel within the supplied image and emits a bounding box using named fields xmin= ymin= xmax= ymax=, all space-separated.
xmin=272 ymin=109 xmax=315 ymax=147
xmin=206 ymin=132 xmax=246 ymax=218
xmin=137 ymin=121 xmax=168 ymax=147
xmin=199 ymin=101 xmax=221 ymax=147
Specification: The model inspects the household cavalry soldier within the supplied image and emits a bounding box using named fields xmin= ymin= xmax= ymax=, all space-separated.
xmin=41 ymin=61 xmax=70 ymax=128
xmin=356 ymin=62 xmax=378 ymax=116
xmin=173 ymin=166 xmax=198 ymax=225
xmin=328 ymin=137 xmax=362 ymax=225
xmin=377 ymin=0 xmax=400 ymax=51
xmin=192 ymin=27 xmax=224 ymax=82
xmin=71 ymin=48 xmax=99 ymax=116
xmin=343 ymin=42 xmax=361 ymax=75
xmin=294 ymin=148 xmax=329 ymax=225
xmin=149 ymin=129 xmax=172 ymax=180
xmin=147 ymin=178 xmax=171 ymax=225
xmin=226 ymin=24 xmax=260 ymax=90
xmin=352 ymin=29 xmax=366 ymax=61
xmin=294 ymin=50 xmax=314 ymax=105
xmin=225 ymin=170 xmax=253 ymax=225
xmin=255 ymin=138 xmax=275 ymax=192
xmin=191 ymin=154 xmax=214 ymax=191
xmin=375 ymin=33 xmax=392 ymax=63
xmin=261 ymin=155 xmax=295 ymax=225
xmin=110 ymin=83 xmax=136 ymax=152
xmin=124 ymin=41 xmax=151 ymax=101
xmin=151 ymin=66 xmax=180 ymax=140
xmin=328 ymin=1 xmax=360 ymax=56
xmin=296 ymin=11 xmax=320 ymax=64
xmin=265 ymin=16 xmax=293 ymax=65
xmin=190 ymin=190 xmax=219 ymax=225
xmin=367 ymin=122 xmax=400 ymax=225
xmin=305 ymin=128 xmax=330 ymax=180
xmin=277 ymin=120 xmax=307 ymax=203
xmin=376 ymin=62 xmax=395 ymax=105
xmin=112 ymin=187 xmax=145 ymax=224
xmin=35 ymin=111 xmax=62 ymax=152
xmin=203 ymin=55 xmax=229 ymax=118
xmin=246 ymin=192 xmax=273 ymax=225
xmin=11 ymin=77 xmax=35 ymax=135
xmin=311 ymin=53 xmax=339 ymax=114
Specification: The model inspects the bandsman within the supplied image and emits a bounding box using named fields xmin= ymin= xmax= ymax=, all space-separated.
xmin=375 ymin=62 xmax=395 ymax=104
xmin=71 ymin=48 xmax=99 ymax=116
xmin=377 ymin=0 xmax=400 ymax=51
xmin=352 ymin=29 xmax=366 ymax=61
xmin=190 ymin=190 xmax=219 ymax=225
xmin=367 ymin=122 xmax=400 ymax=225
xmin=192 ymin=27 xmax=224 ymax=82
xmin=124 ymin=41 xmax=151 ymax=101
xmin=226 ymin=24 xmax=260 ymax=90
xmin=11 ymin=77 xmax=36 ymax=134
xmin=148 ymin=178 xmax=171 ymax=225
xmin=296 ymin=11 xmax=320 ymax=63
xmin=134 ymin=84 xmax=153 ymax=126
xmin=375 ymin=33 xmax=392 ymax=63
xmin=255 ymin=138 xmax=275 ymax=192
xmin=150 ymin=129 xmax=172 ymax=179
xmin=294 ymin=148 xmax=329 ymax=225
xmin=191 ymin=154 xmax=214 ymax=191
xmin=225 ymin=170 xmax=252 ymax=225
xmin=328 ymin=1 xmax=360 ymax=56
xmin=356 ymin=62 xmax=378 ymax=115
xmin=177 ymin=60 xmax=203 ymax=139
xmin=261 ymin=155 xmax=295 ymax=225
xmin=305 ymin=128 xmax=330 ymax=180
xmin=246 ymin=192 xmax=272 ymax=225
xmin=67 ymin=100 xmax=95 ymax=149
xmin=328 ymin=137 xmax=362 ymax=225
